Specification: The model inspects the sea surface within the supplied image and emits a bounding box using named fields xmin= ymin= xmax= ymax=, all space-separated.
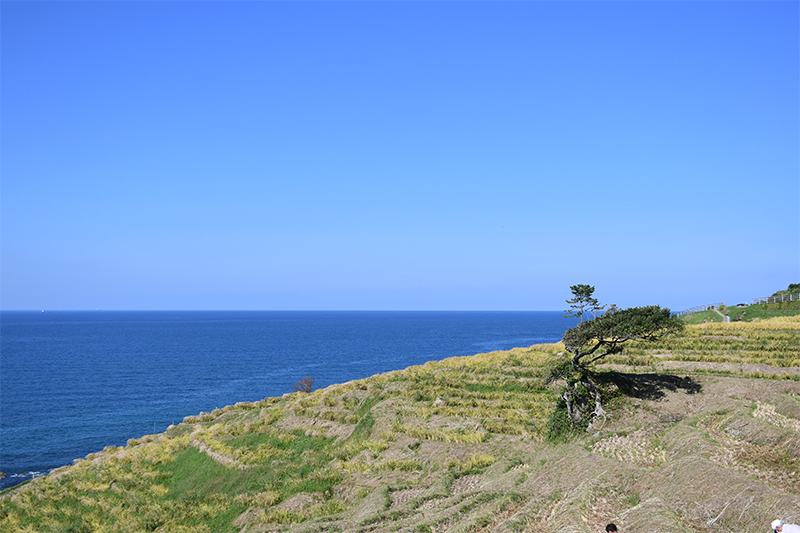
xmin=0 ymin=310 xmax=576 ymax=490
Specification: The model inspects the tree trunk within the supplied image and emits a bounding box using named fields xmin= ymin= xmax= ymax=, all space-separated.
xmin=560 ymin=373 xmax=605 ymax=429
xmin=561 ymin=387 xmax=580 ymax=426
xmin=580 ymin=374 xmax=606 ymax=428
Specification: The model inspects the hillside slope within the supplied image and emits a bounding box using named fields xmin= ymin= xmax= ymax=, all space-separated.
xmin=2 ymin=318 xmax=799 ymax=533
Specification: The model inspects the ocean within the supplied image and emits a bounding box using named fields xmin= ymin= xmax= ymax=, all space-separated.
xmin=0 ymin=310 xmax=576 ymax=490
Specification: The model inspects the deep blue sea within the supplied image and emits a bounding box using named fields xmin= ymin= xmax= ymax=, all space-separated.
xmin=0 ymin=311 xmax=575 ymax=490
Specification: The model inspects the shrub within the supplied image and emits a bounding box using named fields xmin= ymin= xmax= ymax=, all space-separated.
xmin=293 ymin=376 xmax=315 ymax=393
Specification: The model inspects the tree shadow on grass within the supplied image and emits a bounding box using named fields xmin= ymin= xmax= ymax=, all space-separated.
xmin=595 ymin=371 xmax=702 ymax=401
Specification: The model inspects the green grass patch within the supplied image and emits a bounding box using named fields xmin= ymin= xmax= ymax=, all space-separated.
xmin=721 ymin=304 xmax=800 ymax=321
xmin=680 ymin=310 xmax=724 ymax=324
xmin=682 ymin=305 xmax=800 ymax=324
xmin=347 ymin=398 xmax=380 ymax=443
xmin=162 ymin=431 xmax=339 ymax=501
xmin=163 ymin=447 xmax=266 ymax=498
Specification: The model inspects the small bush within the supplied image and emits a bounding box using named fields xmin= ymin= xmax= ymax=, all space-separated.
xmin=293 ymin=376 xmax=315 ymax=393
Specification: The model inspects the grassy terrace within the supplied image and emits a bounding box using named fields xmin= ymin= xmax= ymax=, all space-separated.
xmin=1 ymin=318 xmax=799 ymax=532
xmin=621 ymin=315 xmax=800 ymax=368
xmin=0 ymin=344 xmax=564 ymax=532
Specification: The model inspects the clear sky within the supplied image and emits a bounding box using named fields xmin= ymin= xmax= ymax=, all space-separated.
xmin=2 ymin=1 xmax=798 ymax=312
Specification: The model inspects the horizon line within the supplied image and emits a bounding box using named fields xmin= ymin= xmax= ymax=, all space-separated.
xmin=1 ymin=308 xmax=567 ymax=313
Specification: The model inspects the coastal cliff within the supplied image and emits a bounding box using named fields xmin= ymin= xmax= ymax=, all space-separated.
xmin=2 ymin=317 xmax=799 ymax=532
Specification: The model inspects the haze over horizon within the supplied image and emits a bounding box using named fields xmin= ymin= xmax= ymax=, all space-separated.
xmin=2 ymin=2 xmax=798 ymax=312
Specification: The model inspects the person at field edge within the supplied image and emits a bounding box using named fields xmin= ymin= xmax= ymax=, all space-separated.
xmin=606 ymin=524 xmax=618 ymax=533
xmin=773 ymin=520 xmax=800 ymax=533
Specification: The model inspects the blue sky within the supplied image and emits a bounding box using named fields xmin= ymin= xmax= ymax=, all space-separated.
xmin=2 ymin=1 xmax=798 ymax=311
